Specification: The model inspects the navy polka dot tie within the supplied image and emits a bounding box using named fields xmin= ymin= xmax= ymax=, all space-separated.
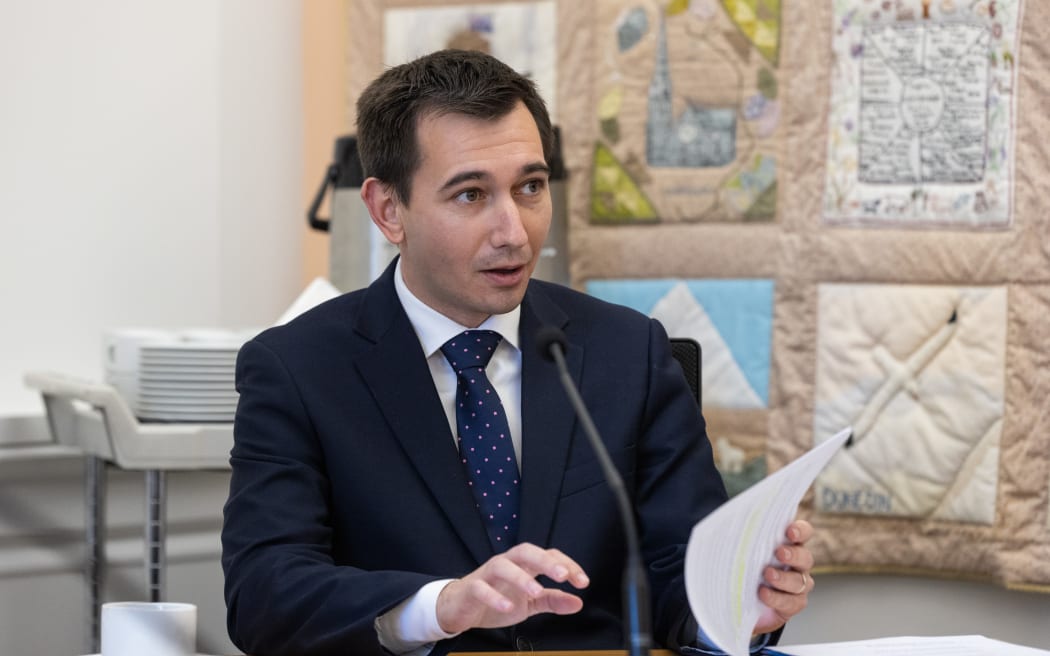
xmin=440 ymin=330 xmax=520 ymax=552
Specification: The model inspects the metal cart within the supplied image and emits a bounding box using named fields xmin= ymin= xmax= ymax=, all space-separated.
xmin=24 ymin=371 xmax=232 ymax=654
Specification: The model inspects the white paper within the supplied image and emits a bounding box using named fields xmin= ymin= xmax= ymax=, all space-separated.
xmin=684 ymin=426 xmax=853 ymax=656
xmin=774 ymin=635 xmax=1050 ymax=656
xmin=273 ymin=277 xmax=341 ymax=326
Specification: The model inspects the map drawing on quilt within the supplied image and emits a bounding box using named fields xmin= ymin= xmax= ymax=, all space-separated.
xmin=588 ymin=0 xmax=782 ymax=224
xmin=823 ymin=0 xmax=1020 ymax=227
xmin=858 ymin=23 xmax=989 ymax=185
xmin=813 ymin=284 xmax=1007 ymax=525
xmin=384 ymin=1 xmax=558 ymax=118
xmin=587 ymin=279 xmax=773 ymax=409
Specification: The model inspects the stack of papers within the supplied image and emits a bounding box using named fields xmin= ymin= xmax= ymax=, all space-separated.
xmin=102 ymin=278 xmax=341 ymax=424
xmin=774 ymin=635 xmax=1050 ymax=655
xmin=104 ymin=329 xmax=253 ymax=423
xmin=681 ymin=425 xmax=1050 ymax=656
xmin=685 ymin=427 xmax=853 ymax=656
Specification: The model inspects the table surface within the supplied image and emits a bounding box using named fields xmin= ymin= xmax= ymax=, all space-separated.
xmin=450 ymin=651 xmax=676 ymax=655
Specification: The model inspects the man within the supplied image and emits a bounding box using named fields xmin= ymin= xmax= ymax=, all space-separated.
xmin=221 ymin=49 xmax=813 ymax=656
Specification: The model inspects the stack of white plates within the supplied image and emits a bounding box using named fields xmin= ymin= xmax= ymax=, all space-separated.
xmin=104 ymin=328 xmax=256 ymax=423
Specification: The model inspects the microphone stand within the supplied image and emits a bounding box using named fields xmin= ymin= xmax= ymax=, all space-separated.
xmin=543 ymin=334 xmax=651 ymax=656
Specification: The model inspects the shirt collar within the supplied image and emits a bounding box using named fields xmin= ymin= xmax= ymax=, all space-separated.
xmin=394 ymin=258 xmax=521 ymax=358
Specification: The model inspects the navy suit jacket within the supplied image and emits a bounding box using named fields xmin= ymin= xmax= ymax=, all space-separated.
xmin=221 ymin=261 xmax=728 ymax=655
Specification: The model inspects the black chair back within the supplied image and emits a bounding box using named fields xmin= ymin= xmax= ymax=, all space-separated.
xmin=669 ymin=338 xmax=702 ymax=409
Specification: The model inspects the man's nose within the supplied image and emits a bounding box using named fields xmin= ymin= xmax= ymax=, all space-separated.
xmin=492 ymin=197 xmax=530 ymax=248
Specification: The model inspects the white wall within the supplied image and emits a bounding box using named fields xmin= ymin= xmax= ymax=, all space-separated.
xmin=0 ymin=1 xmax=301 ymax=654
xmin=0 ymin=0 xmax=303 ymax=422
xmin=783 ymin=574 xmax=1050 ymax=650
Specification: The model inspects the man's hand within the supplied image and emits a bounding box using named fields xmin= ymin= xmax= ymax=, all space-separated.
xmin=435 ymin=543 xmax=590 ymax=635
xmin=753 ymin=519 xmax=814 ymax=636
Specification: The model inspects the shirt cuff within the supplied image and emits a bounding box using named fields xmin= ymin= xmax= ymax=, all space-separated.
xmin=374 ymin=579 xmax=459 ymax=655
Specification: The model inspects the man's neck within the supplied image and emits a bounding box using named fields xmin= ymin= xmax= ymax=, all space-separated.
xmin=393 ymin=258 xmax=522 ymax=357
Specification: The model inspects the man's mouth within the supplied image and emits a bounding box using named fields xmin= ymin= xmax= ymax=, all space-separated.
xmin=481 ymin=264 xmax=528 ymax=285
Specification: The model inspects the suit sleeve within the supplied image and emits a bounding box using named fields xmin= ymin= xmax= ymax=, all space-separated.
xmin=634 ymin=319 xmax=784 ymax=653
xmin=632 ymin=318 xmax=730 ymax=649
xmin=221 ymin=338 xmax=439 ymax=656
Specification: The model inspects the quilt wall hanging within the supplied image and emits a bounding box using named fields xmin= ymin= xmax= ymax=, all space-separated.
xmin=343 ymin=0 xmax=1050 ymax=591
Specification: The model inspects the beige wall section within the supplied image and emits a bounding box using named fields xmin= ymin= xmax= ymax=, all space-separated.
xmin=301 ymin=0 xmax=350 ymax=285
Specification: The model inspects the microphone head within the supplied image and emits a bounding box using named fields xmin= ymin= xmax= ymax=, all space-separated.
xmin=535 ymin=325 xmax=569 ymax=362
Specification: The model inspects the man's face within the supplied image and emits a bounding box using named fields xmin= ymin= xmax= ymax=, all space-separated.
xmin=393 ymin=102 xmax=552 ymax=327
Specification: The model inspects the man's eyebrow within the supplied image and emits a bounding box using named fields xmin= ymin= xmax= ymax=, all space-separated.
xmin=521 ymin=162 xmax=552 ymax=177
xmin=439 ymin=170 xmax=488 ymax=192
xmin=439 ymin=161 xmax=552 ymax=193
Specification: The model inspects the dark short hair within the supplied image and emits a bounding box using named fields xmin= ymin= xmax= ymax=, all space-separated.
xmin=355 ymin=49 xmax=553 ymax=205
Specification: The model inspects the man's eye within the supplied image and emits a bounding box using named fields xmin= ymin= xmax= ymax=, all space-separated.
xmin=520 ymin=179 xmax=546 ymax=195
xmin=456 ymin=189 xmax=483 ymax=202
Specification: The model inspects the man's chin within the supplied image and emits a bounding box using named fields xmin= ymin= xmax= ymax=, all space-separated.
xmin=480 ymin=286 xmax=529 ymax=316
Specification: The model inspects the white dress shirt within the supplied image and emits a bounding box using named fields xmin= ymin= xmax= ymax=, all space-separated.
xmin=374 ymin=260 xmax=524 ymax=655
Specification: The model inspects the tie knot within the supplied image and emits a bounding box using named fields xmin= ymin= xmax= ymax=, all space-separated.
xmin=441 ymin=330 xmax=502 ymax=372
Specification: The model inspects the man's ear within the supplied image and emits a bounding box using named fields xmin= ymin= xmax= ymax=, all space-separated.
xmin=361 ymin=178 xmax=404 ymax=245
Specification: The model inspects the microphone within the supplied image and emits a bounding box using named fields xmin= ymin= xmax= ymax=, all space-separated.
xmin=536 ymin=325 xmax=651 ymax=656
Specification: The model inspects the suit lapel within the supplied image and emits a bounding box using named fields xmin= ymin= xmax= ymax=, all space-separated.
xmin=351 ymin=268 xmax=584 ymax=558
xmin=352 ymin=264 xmax=493 ymax=564
xmin=517 ymin=284 xmax=580 ymax=548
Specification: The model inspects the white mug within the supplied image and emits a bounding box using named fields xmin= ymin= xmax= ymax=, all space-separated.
xmin=101 ymin=601 xmax=197 ymax=656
